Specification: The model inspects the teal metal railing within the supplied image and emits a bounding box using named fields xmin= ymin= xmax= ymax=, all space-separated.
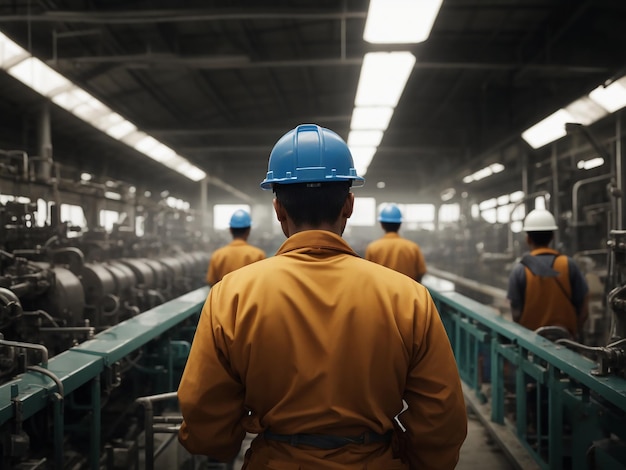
xmin=0 ymin=286 xmax=208 ymax=470
xmin=3 ymin=280 xmax=626 ymax=469
xmin=425 ymin=279 xmax=626 ymax=470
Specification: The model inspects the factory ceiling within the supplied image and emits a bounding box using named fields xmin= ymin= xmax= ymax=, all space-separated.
xmin=0 ymin=0 xmax=625 ymax=206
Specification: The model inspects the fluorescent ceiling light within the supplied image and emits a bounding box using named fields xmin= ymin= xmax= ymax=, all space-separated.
xmin=121 ymin=130 xmax=149 ymax=147
xmin=497 ymin=195 xmax=509 ymax=205
xmin=105 ymin=120 xmax=137 ymax=139
xmin=472 ymin=167 xmax=493 ymax=181
xmin=355 ymin=52 xmax=416 ymax=107
xmin=8 ymin=57 xmax=72 ymax=97
xmin=364 ymin=0 xmax=443 ymax=44
xmin=149 ymin=144 xmax=177 ymax=163
xmin=91 ymin=112 xmax=124 ymax=132
xmin=134 ymin=136 xmax=161 ymax=154
xmin=490 ymin=163 xmax=504 ymax=173
xmin=72 ymin=100 xmax=111 ymax=123
xmin=463 ymin=163 xmax=505 ymax=183
xmin=349 ymin=147 xmax=377 ymax=176
xmin=350 ymin=107 xmax=394 ymax=130
xmin=521 ymin=109 xmax=572 ymax=149
xmin=186 ymin=166 xmax=207 ymax=182
xmin=0 ymin=29 xmax=205 ymax=183
xmin=510 ymin=191 xmax=524 ymax=202
xmin=52 ymin=87 xmax=92 ymax=112
xmin=0 ymin=32 xmax=29 ymax=68
xmin=564 ymin=96 xmax=609 ymax=125
xmin=589 ymin=76 xmax=626 ymax=113
xmin=440 ymin=188 xmax=456 ymax=202
xmin=104 ymin=191 xmax=122 ymax=200
xmin=577 ymin=157 xmax=604 ymax=170
xmin=348 ymin=130 xmax=384 ymax=147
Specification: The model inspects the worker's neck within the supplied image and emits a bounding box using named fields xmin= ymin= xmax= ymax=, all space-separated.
xmin=528 ymin=243 xmax=551 ymax=250
xmin=287 ymin=222 xmax=344 ymax=237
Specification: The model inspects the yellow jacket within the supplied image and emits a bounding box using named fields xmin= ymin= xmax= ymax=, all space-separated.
xmin=206 ymin=239 xmax=266 ymax=285
xmin=179 ymin=230 xmax=466 ymax=469
xmin=365 ymin=233 xmax=427 ymax=281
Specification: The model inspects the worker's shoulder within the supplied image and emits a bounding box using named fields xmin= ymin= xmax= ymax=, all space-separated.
xmin=209 ymin=244 xmax=230 ymax=257
xmin=365 ymin=237 xmax=389 ymax=249
xmin=249 ymin=245 xmax=266 ymax=256
xmin=354 ymin=255 xmax=427 ymax=286
xmin=396 ymin=237 xmax=422 ymax=249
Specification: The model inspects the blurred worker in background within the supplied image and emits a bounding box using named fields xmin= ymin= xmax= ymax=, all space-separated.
xmin=507 ymin=208 xmax=589 ymax=339
xmin=365 ymin=204 xmax=428 ymax=283
xmin=206 ymin=209 xmax=266 ymax=286
xmin=178 ymin=124 xmax=466 ymax=469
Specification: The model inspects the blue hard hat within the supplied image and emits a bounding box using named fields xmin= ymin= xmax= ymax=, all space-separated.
xmin=229 ymin=209 xmax=252 ymax=228
xmin=260 ymin=124 xmax=365 ymax=189
xmin=379 ymin=204 xmax=402 ymax=223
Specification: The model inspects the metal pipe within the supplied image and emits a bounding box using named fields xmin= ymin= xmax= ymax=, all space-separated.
xmin=616 ymin=113 xmax=623 ymax=229
xmin=571 ymin=174 xmax=612 ymax=228
xmin=26 ymin=365 xmax=65 ymax=467
xmin=0 ymin=335 xmax=49 ymax=367
xmin=136 ymin=392 xmax=178 ymax=470
xmin=90 ymin=375 xmax=101 ymax=470
xmin=551 ymin=143 xmax=561 ymax=248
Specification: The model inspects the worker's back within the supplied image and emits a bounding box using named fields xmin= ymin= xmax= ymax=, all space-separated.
xmin=365 ymin=232 xmax=427 ymax=281
xmin=181 ymin=230 xmax=466 ymax=469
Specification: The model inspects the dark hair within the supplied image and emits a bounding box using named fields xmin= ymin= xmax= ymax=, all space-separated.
xmin=274 ymin=181 xmax=351 ymax=226
xmin=527 ymin=231 xmax=553 ymax=246
xmin=230 ymin=227 xmax=250 ymax=238
xmin=381 ymin=222 xmax=401 ymax=233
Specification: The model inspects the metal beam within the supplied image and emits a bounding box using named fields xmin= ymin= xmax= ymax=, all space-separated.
xmin=0 ymin=9 xmax=368 ymax=24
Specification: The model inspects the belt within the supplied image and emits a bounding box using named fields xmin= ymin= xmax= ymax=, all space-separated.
xmin=262 ymin=430 xmax=393 ymax=450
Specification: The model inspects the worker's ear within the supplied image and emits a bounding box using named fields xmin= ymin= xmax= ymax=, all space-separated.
xmin=273 ymin=198 xmax=287 ymax=222
xmin=342 ymin=192 xmax=354 ymax=219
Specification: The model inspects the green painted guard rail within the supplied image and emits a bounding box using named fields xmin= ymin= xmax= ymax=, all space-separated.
xmin=424 ymin=277 xmax=626 ymax=470
xmin=2 ymin=278 xmax=626 ymax=470
xmin=0 ymin=286 xmax=209 ymax=469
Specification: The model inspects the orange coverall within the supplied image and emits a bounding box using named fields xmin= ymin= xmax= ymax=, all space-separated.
xmin=206 ymin=239 xmax=266 ymax=285
xmin=365 ymin=232 xmax=427 ymax=281
xmin=180 ymin=230 xmax=466 ymax=469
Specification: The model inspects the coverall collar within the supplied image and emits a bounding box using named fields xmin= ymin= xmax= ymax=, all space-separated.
xmin=382 ymin=232 xmax=400 ymax=239
xmin=229 ymin=239 xmax=248 ymax=246
xmin=530 ymin=247 xmax=560 ymax=256
xmin=276 ymin=230 xmax=360 ymax=257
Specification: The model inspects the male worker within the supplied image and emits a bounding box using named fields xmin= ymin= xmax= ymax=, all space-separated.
xmin=178 ymin=124 xmax=467 ymax=469
xmin=507 ymin=208 xmax=589 ymax=339
xmin=206 ymin=209 xmax=266 ymax=285
xmin=365 ymin=203 xmax=428 ymax=282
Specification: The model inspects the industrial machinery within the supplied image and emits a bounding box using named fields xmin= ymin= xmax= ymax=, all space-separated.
xmin=0 ymin=148 xmax=211 ymax=468
xmin=554 ymin=229 xmax=626 ymax=377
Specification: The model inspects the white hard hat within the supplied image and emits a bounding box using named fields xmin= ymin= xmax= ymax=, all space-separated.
xmin=523 ymin=209 xmax=557 ymax=231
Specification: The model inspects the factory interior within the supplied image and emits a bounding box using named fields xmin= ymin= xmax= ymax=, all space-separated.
xmin=0 ymin=1 xmax=625 ymax=468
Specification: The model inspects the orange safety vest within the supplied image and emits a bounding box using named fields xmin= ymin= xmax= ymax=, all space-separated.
xmin=520 ymin=247 xmax=578 ymax=336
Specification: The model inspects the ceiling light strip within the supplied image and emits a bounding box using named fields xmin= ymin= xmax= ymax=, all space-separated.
xmin=0 ymin=31 xmax=206 ymax=182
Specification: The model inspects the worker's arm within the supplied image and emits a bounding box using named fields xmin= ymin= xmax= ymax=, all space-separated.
xmin=415 ymin=245 xmax=427 ymax=283
xmin=510 ymin=305 xmax=523 ymax=323
xmin=507 ymin=263 xmax=525 ymax=322
xmin=578 ymin=292 xmax=589 ymax=334
xmin=178 ymin=286 xmax=245 ymax=460
xmin=402 ymin=288 xmax=467 ymax=470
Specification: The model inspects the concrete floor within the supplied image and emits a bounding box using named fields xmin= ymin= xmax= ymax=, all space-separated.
xmin=457 ymin=408 xmax=515 ymax=470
